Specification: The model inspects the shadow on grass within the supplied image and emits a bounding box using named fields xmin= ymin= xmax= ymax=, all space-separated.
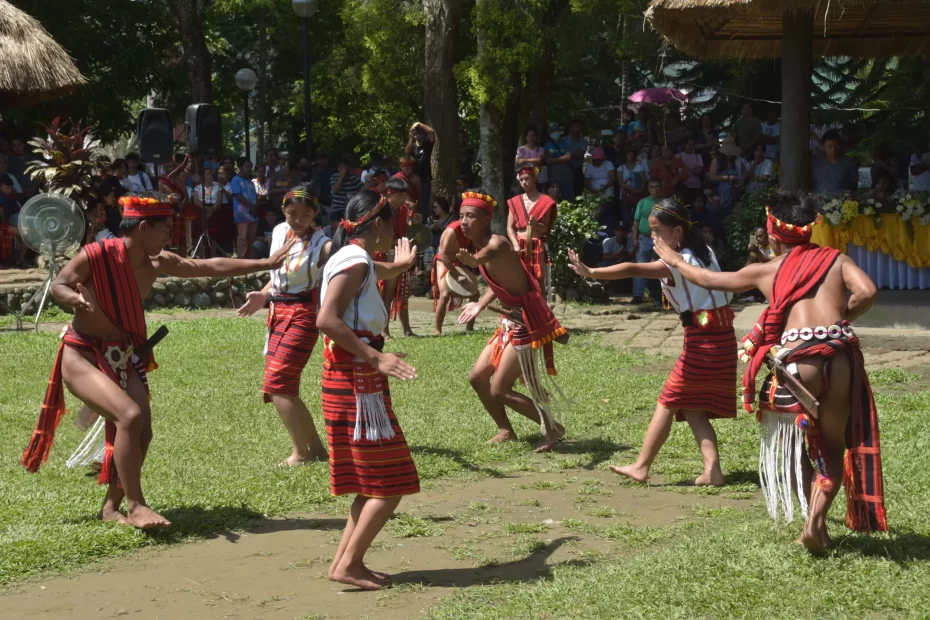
xmin=410 ymin=446 xmax=509 ymax=478
xmin=139 ymin=505 xmax=348 ymax=543
xmin=555 ymin=437 xmax=632 ymax=470
xmin=388 ymin=536 xmax=583 ymax=589
xmin=832 ymin=530 xmax=930 ymax=564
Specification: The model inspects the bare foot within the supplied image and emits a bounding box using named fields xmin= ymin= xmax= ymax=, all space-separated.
xmin=404 ymin=330 xmax=416 ymax=338
xmin=487 ymin=429 xmax=517 ymax=444
xmin=98 ymin=505 xmax=128 ymax=525
xmin=125 ymin=505 xmax=172 ymax=530
xmin=383 ymin=333 xmax=393 ymax=342
xmin=327 ymin=564 xmax=389 ymax=582
xmin=434 ymin=330 xmax=443 ymax=336
xmin=694 ymin=471 xmax=725 ymax=486
xmin=277 ymin=454 xmax=319 ymax=468
xmin=534 ymin=423 xmax=565 ymax=453
xmin=330 ymin=563 xmax=389 ymax=591
xmin=609 ymin=463 xmax=649 ymax=483
xmin=798 ymin=521 xmax=830 ymax=555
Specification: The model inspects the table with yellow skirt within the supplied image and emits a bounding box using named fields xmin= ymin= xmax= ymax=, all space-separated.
xmin=812 ymin=213 xmax=930 ymax=290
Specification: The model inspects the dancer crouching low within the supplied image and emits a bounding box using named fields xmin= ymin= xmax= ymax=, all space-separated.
xmin=457 ymin=192 xmax=569 ymax=453
xmin=238 ymin=186 xmax=330 ymax=466
xmin=569 ymin=198 xmax=737 ymax=485
xmin=316 ymin=190 xmax=420 ymax=590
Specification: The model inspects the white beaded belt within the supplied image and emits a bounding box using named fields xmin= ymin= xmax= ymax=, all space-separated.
xmin=780 ymin=324 xmax=854 ymax=345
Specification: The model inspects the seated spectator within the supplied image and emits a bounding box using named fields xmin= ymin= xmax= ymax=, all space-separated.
xmin=253 ymin=208 xmax=281 ymax=259
xmin=0 ymin=174 xmax=27 ymax=266
xmin=91 ymin=178 xmax=125 ymax=242
xmin=746 ymin=226 xmax=775 ymax=264
xmin=910 ymin=146 xmax=930 ymax=191
xmin=584 ymin=147 xmax=616 ymax=198
xmin=703 ymin=180 xmax=721 ymax=210
xmin=428 ymin=196 xmax=455 ymax=248
xmin=811 ymin=130 xmax=858 ymax=194
xmin=743 ymin=144 xmax=774 ymax=193
xmin=869 ymin=145 xmax=899 ymax=191
xmin=870 ymin=169 xmax=894 ymax=200
xmin=330 ymin=156 xmax=364 ymax=221
xmin=689 ymin=192 xmax=720 ymax=237
xmin=0 ymin=154 xmax=23 ymax=200
xmin=601 ymin=225 xmax=632 ymax=267
xmin=123 ymin=153 xmax=153 ymax=192
xmin=650 ymin=143 xmax=689 ymax=198
xmin=700 ymin=224 xmax=716 ymax=250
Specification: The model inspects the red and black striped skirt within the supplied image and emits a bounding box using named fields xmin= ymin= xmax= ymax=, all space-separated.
xmin=322 ymin=359 xmax=420 ymax=498
xmin=262 ymin=293 xmax=320 ymax=402
xmin=659 ymin=325 xmax=738 ymax=421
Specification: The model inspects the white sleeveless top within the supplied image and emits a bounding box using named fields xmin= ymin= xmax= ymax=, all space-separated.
xmin=320 ymin=244 xmax=387 ymax=336
xmin=659 ymin=247 xmax=731 ymax=314
xmin=269 ymin=224 xmax=329 ymax=295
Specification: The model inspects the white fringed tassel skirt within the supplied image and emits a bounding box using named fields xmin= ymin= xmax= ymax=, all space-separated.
xmin=758 ymin=410 xmax=809 ymax=523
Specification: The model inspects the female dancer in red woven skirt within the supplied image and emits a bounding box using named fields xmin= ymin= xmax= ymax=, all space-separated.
xmin=568 ymin=198 xmax=737 ymax=486
xmin=317 ymin=190 xmax=420 ymax=590
xmin=238 ymin=186 xmax=329 ymax=466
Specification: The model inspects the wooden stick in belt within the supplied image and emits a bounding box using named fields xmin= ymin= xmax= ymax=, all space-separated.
xmin=487 ymin=304 xmax=524 ymax=325
xmin=764 ymin=350 xmax=821 ymax=419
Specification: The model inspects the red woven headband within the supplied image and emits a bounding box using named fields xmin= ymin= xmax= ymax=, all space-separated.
xmin=516 ymin=164 xmax=539 ymax=178
xmin=341 ymin=195 xmax=388 ymax=233
xmin=283 ymin=188 xmax=319 ymax=209
xmin=119 ymin=195 xmax=173 ymax=218
xmin=766 ymin=207 xmax=818 ymax=245
xmin=460 ymin=192 xmax=497 ymax=215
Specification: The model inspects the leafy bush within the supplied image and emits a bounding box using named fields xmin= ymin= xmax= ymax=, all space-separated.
xmin=549 ymin=192 xmax=604 ymax=289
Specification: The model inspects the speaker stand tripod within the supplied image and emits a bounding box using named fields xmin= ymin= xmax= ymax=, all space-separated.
xmin=0 ymin=255 xmax=61 ymax=331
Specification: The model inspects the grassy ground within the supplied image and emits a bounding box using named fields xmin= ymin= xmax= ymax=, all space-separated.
xmin=1 ymin=318 xmax=929 ymax=618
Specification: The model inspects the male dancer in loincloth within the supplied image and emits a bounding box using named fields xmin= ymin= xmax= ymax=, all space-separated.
xmin=652 ymin=191 xmax=885 ymax=553
xmin=21 ymin=194 xmax=294 ymax=529
xmin=457 ymin=192 xmax=568 ymax=452
xmin=506 ymin=162 xmax=558 ymax=300
xmin=380 ymin=176 xmax=416 ymax=339
xmin=432 ymin=214 xmax=477 ymax=335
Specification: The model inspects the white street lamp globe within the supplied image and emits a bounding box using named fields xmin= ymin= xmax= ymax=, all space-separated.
xmin=235 ymin=68 xmax=258 ymax=92
xmin=292 ymin=0 xmax=319 ymax=19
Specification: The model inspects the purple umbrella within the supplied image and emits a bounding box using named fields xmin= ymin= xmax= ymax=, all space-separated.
xmin=629 ymin=87 xmax=687 ymax=104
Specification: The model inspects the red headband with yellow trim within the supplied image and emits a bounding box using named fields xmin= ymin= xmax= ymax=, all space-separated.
xmin=460 ymin=191 xmax=497 ymax=215
xmin=282 ymin=188 xmax=319 ymax=209
xmin=341 ymin=195 xmax=388 ymax=233
xmin=766 ymin=206 xmax=819 ymax=245
xmin=516 ymin=163 xmax=539 ymax=178
xmin=119 ymin=194 xmax=173 ymax=218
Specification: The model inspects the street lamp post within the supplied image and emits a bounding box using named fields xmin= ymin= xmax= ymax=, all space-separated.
xmin=292 ymin=0 xmax=319 ymax=159
xmin=235 ymin=68 xmax=258 ymax=160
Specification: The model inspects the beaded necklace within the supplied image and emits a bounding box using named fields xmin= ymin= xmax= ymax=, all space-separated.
xmin=284 ymin=226 xmax=314 ymax=275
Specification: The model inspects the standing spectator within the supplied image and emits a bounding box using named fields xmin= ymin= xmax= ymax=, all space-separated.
xmin=253 ymin=163 xmax=270 ymax=213
xmin=567 ymin=119 xmax=588 ymax=198
xmin=744 ymin=144 xmax=774 ymax=193
xmin=646 ymin=143 xmax=663 ymax=175
xmin=263 ymin=148 xmax=280 ymax=177
xmin=870 ymin=145 xmax=899 ymax=190
xmin=0 ymin=174 xmax=27 ymax=265
xmin=811 ymin=130 xmax=858 ymax=195
xmin=515 ymin=128 xmax=546 ymax=185
xmin=297 ymin=156 xmax=314 ymax=185
xmin=252 ymin=208 xmax=281 ymax=259
xmin=631 ymin=178 xmax=663 ymax=307
xmin=427 ymin=196 xmax=455 ymax=248
xmin=762 ymin=109 xmax=781 ymax=162
xmin=627 ymin=107 xmax=650 ymax=141
xmin=360 ymin=154 xmax=384 ymax=186
xmin=405 ymin=121 xmax=435 ymax=217
xmin=618 ymin=109 xmax=634 ymax=135
xmin=708 ymin=137 xmax=747 ymax=219
xmin=649 ymin=144 xmax=689 ymax=198
xmin=695 ymin=113 xmax=720 ymax=163
xmin=453 ymin=175 xmax=468 ymax=215
xmin=459 ymin=129 xmax=475 ymax=184
xmin=330 ymin=156 xmax=364 ymax=221
xmin=689 ymin=193 xmax=721 ymax=243
xmin=204 ymin=154 xmax=221 ymax=173
xmin=584 ymin=146 xmax=616 ymax=199
xmin=677 ymin=138 xmax=704 ymax=202
xmin=909 ymin=144 xmax=930 ymax=191
xmin=603 ymin=129 xmax=628 ymax=171
xmin=733 ymin=103 xmax=763 ymax=156
xmin=111 ymin=158 xmax=128 ymax=184
xmin=618 ymin=148 xmax=647 ymax=226
xmin=213 ymin=167 xmax=235 ymax=252
xmin=311 ymin=152 xmax=335 ymax=207
xmin=544 ymin=122 xmax=575 ymax=201
xmin=231 ymin=158 xmax=259 ymax=258
xmin=657 ymin=104 xmax=689 ymax=149
xmin=268 ymin=158 xmax=300 ymax=205
xmin=124 ymin=154 xmax=153 ymax=192
xmin=7 ymin=136 xmax=33 ymax=181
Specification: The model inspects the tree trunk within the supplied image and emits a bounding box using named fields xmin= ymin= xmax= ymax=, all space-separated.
xmin=256 ymin=9 xmax=268 ymax=160
xmin=500 ymin=73 xmax=522 ymax=196
xmin=167 ymin=0 xmax=213 ymax=104
xmin=620 ymin=17 xmax=631 ymax=103
xmin=423 ymin=0 xmax=463 ymax=201
xmin=479 ymin=102 xmax=506 ymax=232
xmin=527 ymin=39 xmax=554 ymax=134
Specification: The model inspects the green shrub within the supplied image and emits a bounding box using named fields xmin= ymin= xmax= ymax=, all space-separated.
xmin=549 ymin=192 xmax=604 ymax=289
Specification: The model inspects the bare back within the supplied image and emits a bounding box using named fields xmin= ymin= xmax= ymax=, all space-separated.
xmin=480 ymin=234 xmax=532 ymax=302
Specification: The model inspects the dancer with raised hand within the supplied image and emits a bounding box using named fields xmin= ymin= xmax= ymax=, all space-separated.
xmin=21 ymin=193 xmax=294 ymax=529
xmin=651 ymin=192 xmax=885 ymax=554
xmin=238 ymin=186 xmax=330 ymax=466
xmin=457 ymin=192 xmax=569 ymax=453
xmin=316 ymin=190 xmax=420 ymax=591
xmin=568 ymin=198 xmax=737 ymax=486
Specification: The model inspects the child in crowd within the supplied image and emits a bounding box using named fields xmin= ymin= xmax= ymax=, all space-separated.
xmin=601 ymin=225 xmax=632 ymax=267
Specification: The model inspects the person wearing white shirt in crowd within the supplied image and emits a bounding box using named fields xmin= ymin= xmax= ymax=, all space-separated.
xmin=744 ymin=145 xmax=774 ymax=193
xmin=0 ymin=154 xmax=23 ymax=197
xmin=909 ymin=149 xmax=930 ymax=191
xmin=124 ymin=154 xmax=153 ymax=193
xmin=762 ymin=109 xmax=781 ymax=162
xmin=584 ymin=147 xmax=615 ymax=196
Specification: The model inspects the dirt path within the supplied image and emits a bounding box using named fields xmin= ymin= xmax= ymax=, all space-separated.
xmin=0 ymin=468 xmax=751 ymax=620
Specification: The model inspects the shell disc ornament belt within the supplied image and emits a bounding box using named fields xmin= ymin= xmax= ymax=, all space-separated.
xmin=780 ymin=324 xmax=855 ymax=346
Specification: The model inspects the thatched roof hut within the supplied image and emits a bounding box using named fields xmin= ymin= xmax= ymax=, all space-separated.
xmin=0 ymin=0 xmax=85 ymax=109
xmin=646 ymin=0 xmax=930 ymax=191
xmin=647 ymin=0 xmax=930 ymax=59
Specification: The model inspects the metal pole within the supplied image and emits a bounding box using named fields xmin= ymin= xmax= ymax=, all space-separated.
xmin=243 ymin=91 xmax=251 ymax=161
xmin=302 ymin=16 xmax=312 ymax=159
